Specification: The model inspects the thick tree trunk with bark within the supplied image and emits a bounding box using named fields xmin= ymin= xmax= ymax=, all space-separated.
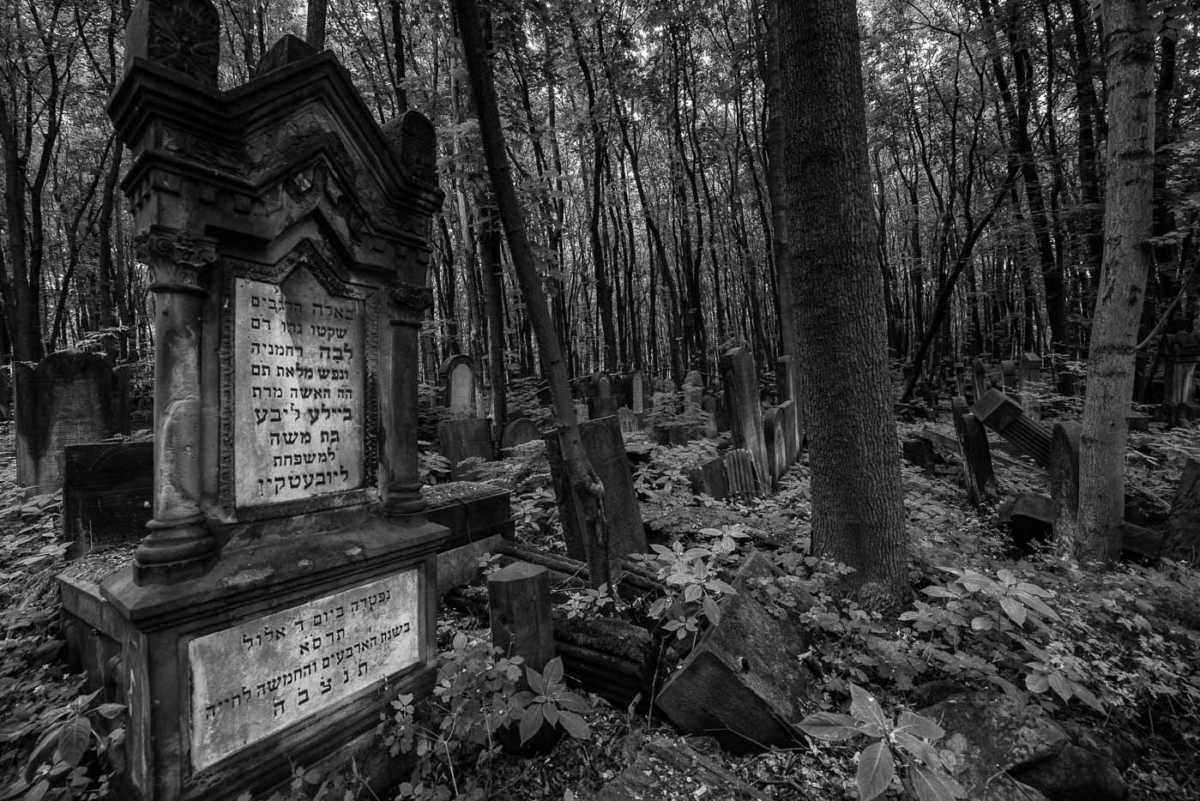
xmin=778 ymin=0 xmax=907 ymax=608
xmin=1068 ymin=0 xmax=1155 ymax=562
xmin=453 ymin=0 xmax=610 ymax=586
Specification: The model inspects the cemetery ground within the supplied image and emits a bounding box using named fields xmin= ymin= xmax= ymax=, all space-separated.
xmin=2 ymin=384 xmax=1200 ymax=801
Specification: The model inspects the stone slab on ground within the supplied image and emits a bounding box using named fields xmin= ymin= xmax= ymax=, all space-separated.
xmin=918 ymin=691 xmax=1068 ymax=801
xmin=655 ymin=552 xmax=815 ymax=752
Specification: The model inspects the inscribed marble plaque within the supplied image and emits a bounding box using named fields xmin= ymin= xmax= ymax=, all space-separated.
xmin=234 ymin=269 xmax=364 ymax=507
xmin=189 ymin=569 xmax=420 ymax=771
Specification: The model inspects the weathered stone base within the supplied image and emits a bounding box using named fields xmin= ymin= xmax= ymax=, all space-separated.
xmin=59 ymin=512 xmax=451 ymax=801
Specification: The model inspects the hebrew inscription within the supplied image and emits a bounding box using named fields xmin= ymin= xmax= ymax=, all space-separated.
xmin=234 ymin=270 xmax=364 ymax=507
xmin=189 ymin=569 xmax=420 ymax=771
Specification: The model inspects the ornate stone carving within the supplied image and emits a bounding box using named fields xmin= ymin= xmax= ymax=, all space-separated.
xmin=135 ymin=228 xmax=217 ymax=291
xmin=389 ymin=282 xmax=433 ymax=325
xmin=126 ymin=0 xmax=221 ymax=89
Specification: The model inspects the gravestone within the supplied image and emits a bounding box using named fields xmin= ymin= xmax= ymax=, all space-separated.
xmin=574 ymin=400 xmax=590 ymax=422
xmin=723 ymin=449 xmax=759 ymax=498
xmin=14 ymin=351 xmax=129 ymax=493
xmin=63 ymin=440 xmax=155 ymax=558
xmin=1167 ymin=459 xmax=1200 ymax=562
xmin=777 ymin=399 xmax=798 ymax=468
xmin=499 ymin=418 xmax=540 ymax=451
xmin=616 ymin=407 xmax=640 ymax=435
xmin=973 ymin=389 xmax=1051 ymax=466
xmin=720 ymin=347 xmax=768 ymax=495
xmin=1162 ymin=332 xmax=1200 ymax=423
xmin=971 ymin=358 xmax=988 ymax=402
xmin=545 ymin=416 xmax=647 ymax=582
xmin=58 ymin=14 xmax=453 ymax=801
xmin=951 ymin=397 xmax=997 ymax=507
xmin=630 ymin=371 xmax=645 ymax=415
xmin=655 ymin=553 xmax=816 ymax=752
xmin=593 ymin=373 xmax=618 ymax=419
xmin=1001 ymin=360 xmax=1018 ymax=392
xmin=763 ymin=407 xmax=783 ymax=485
xmin=441 ymin=354 xmax=475 ymax=416
xmin=437 ymin=417 xmax=494 ymax=477
xmin=700 ymin=393 xmax=719 ymax=438
xmin=1019 ymin=352 xmax=1041 ymax=389
xmin=688 ymin=456 xmax=729 ymax=499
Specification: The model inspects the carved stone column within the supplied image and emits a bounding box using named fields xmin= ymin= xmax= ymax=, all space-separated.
xmin=383 ymin=281 xmax=433 ymax=516
xmin=136 ymin=228 xmax=218 ymax=584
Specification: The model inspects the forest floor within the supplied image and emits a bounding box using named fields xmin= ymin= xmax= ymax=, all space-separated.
xmin=1 ymin=390 xmax=1199 ymax=801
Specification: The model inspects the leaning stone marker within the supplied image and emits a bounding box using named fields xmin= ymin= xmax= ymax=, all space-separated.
xmin=14 ymin=351 xmax=128 ymax=493
xmin=57 ymin=12 xmax=454 ymax=801
xmin=720 ymin=347 xmax=768 ymax=495
xmin=950 ymin=396 xmax=997 ymax=507
xmin=973 ymin=389 xmax=1052 ymax=466
xmin=545 ymin=416 xmax=647 ymax=582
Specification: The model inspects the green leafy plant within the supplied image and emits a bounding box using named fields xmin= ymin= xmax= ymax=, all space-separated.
xmin=634 ymin=527 xmax=744 ymax=640
xmin=559 ymin=585 xmax=616 ymax=620
xmin=5 ymin=690 xmax=125 ymax=801
xmin=799 ymin=684 xmax=965 ymax=801
xmin=511 ymin=657 xmax=591 ymax=745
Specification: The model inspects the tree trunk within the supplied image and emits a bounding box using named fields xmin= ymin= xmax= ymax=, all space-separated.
xmin=778 ymin=0 xmax=907 ymax=608
xmin=1069 ymin=0 xmax=1155 ymax=562
xmin=453 ymin=0 xmax=610 ymax=587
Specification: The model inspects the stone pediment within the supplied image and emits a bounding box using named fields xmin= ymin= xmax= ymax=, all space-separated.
xmin=111 ymin=34 xmax=440 ymax=274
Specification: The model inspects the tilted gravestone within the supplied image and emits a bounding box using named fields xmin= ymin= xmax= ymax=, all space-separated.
xmin=441 ymin=354 xmax=475 ymax=416
xmin=720 ymin=347 xmax=768 ymax=495
xmin=592 ymin=373 xmax=618 ymax=419
xmin=499 ymin=417 xmax=540 ymax=451
xmin=55 ymin=11 xmax=454 ymax=800
xmin=14 ymin=351 xmax=129 ymax=493
xmin=973 ymin=389 xmax=1051 ymax=466
xmin=545 ymin=416 xmax=647 ymax=582
xmin=951 ymin=396 xmax=997 ymax=507
xmin=437 ymin=417 xmax=494 ymax=478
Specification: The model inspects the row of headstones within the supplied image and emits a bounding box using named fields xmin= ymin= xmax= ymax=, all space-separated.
xmin=951 ymin=387 xmax=1197 ymax=560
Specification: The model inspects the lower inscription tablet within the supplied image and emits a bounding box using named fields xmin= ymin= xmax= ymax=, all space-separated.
xmin=189 ymin=570 xmax=420 ymax=771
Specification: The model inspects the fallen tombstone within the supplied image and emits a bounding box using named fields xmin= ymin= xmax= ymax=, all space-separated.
xmin=918 ymin=690 xmax=1066 ymax=801
xmin=655 ymin=552 xmax=816 ymax=753
xmin=973 ymin=389 xmax=1052 ymax=466
xmin=553 ymin=613 xmax=655 ymax=712
xmin=902 ymin=431 xmax=943 ymax=472
xmin=722 ymin=448 xmax=759 ymax=498
xmin=720 ymin=347 xmax=769 ymax=495
xmin=998 ymin=493 xmax=1055 ymax=553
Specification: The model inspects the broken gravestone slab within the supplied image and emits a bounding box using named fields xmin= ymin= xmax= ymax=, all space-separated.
xmin=918 ymin=691 xmax=1065 ymax=801
xmin=655 ymin=552 xmax=816 ymax=753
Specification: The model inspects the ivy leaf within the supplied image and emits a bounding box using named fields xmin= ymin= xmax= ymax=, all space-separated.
xmin=684 ymin=583 xmax=703 ymax=603
xmin=798 ymin=711 xmax=861 ymax=742
xmin=849 ymin=684 xmax=889 ymax=733
xmin=910 ymin=764 xmax=965 ymax=801
xmin=895 ymin=709 xmax=944 ymax=742
xmin=856 ymin=741 xmax=895 ymax=801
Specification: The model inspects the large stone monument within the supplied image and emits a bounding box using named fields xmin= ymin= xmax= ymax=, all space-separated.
xmin=63 ymin=7 xmax=452 ymax=799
